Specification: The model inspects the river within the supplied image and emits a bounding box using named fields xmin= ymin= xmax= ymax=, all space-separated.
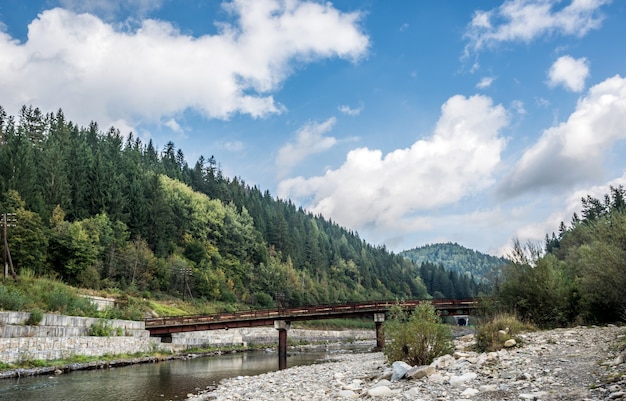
xmin=0 ymin=347 xmax=366 ymax=401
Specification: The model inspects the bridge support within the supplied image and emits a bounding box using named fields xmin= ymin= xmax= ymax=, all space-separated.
xmin=373 ymin=313 xmax=385 ymax=351
xmin=274 ymin=320 xmax=291 ymax=370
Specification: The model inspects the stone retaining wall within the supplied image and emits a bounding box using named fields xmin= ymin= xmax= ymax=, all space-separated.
xmin=0 ymin=311 xmax=147 ymax=338
xmin=0 ymin=336 xmax=162 ymax=364
xmin=0 ymin=310 xmax=376 ymax=363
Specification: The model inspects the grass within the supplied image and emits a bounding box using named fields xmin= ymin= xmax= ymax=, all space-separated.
xmin=475 ymin=313 xmax=537 ymax=352
xmin=2 ymin=350 xmax=175 ymax=371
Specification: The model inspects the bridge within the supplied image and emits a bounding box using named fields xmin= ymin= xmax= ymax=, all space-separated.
xmin=145 ymin=298 xmax=479 ymax=369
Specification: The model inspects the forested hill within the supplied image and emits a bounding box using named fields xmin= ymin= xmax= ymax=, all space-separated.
xmin=0 ymin=106 xmax=429 ymax=307
xmin=400 ymin=242 xmax=508 ymax=283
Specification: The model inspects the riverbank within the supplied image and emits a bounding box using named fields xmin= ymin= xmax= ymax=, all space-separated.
xmin=187 ymin=325 xmax=626 ymax=400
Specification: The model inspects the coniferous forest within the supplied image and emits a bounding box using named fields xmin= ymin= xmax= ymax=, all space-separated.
xmin=0 ymin=105 xmax=440 ymax=308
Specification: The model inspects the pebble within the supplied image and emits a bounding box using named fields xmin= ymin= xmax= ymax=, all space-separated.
xmin=186 ymin=325 xmax=626 ymax=401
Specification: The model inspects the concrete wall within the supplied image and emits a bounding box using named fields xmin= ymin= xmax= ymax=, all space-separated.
xmin=168 ymin=327 xmax=375 ymax=350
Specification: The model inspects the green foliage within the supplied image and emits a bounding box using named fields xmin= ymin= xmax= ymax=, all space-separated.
xmin=401 ymin=242 xmax=508 ymax=283
xmin=498 ymin=245 xmax=575 ymax=328
xmin=475 ymin=313 xmax=536 ymax=352
xmin=0 ymin=105 xmax=433 ymax=307
xmin=0 ymin=285 xmax=28 ymax=310
xmin=383 ymin=303 xmax=453 ymax=366
xmin=89 ymin=319 xmax=120 ymax=336
xmin=25 ymin=308 xmax=44 ymax=325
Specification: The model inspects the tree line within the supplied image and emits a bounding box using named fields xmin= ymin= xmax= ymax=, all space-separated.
xmin=496 ymin=185 xmax=626 ymax=326
xmin=0 ymin=105 xmax=432 ymax=307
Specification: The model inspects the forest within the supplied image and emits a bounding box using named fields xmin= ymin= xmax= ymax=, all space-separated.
xmin=0 ymin=105 xmax=448 ymax=309
xmin=496 ymin=185 xmax=626 ymax=325
xmin=401 ymin=242 xmax=508 ymax=283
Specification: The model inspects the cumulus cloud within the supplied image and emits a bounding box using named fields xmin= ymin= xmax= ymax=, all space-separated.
xmin=278 ymin=94 xmax=509 ymax=236
xmin=476 ymin=76 xmax=495 ymax=89
xmin=499 ymin=75 xmax=626 ymax=198
xmin=276 ymin=117 xmax=338 ymax=174
xmin=338 ymin=104 xmax=363 ymax=116
xmin=0 ymin=1 xmax=368 ymax=130
xmin=547 ymin=55 xmax=589 ymax=92
xmin=465 ymin=0 xmax=610 ymax=55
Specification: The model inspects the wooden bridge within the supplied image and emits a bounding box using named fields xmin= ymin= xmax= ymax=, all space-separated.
xmin=145 ymin=298 xmax=479 ymax=369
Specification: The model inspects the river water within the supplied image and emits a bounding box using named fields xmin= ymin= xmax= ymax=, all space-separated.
xmin=0 ymin=349 xmax=349 ymax=401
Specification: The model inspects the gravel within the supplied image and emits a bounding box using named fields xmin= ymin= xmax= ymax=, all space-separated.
xmin=186 ymin=325 xmax=626 ymax=401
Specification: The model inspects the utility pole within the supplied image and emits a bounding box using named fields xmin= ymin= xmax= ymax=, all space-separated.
xmin=2 ymin=213 xmax=17 ymax=280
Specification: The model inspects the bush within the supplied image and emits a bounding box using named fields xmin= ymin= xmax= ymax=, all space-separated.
xmin=475 ymin=313 xmax=536 ymax=352
xmin=26 ymin=308 xmax=44 ymax=325
xmin=89 ymin=319 xmax=119 ymax=337
xmin=0 ymin=285 xmax=28 ymax=310
xmin=383 ymin=303 xmax=453 ymax=366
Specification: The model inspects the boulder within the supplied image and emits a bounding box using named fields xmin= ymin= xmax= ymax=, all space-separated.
xmin=405 ymin=365 xmax=435 ymax=380
xmin=391 ymin=361 xmax=412 ymax=382
xmin=504 ymin=339 xmax=517 ymax=348
xmin=450 ymin=372 xmax=477 ymax=387
xmin=368 ymin=386 xmax=393 ymax=397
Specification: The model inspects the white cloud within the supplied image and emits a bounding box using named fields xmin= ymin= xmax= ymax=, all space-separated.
xmin=465 ymin=0 xmax=610 ymax=55
xmin=276 ymin=117 xmax=338 ymax=174
xmin=338 ymin=104 xmax=362 ymax=116
xmin=476 ymin=76 xmax=495 ymax=88
xmin=278 ymin=94 xmax=509 ymax=238
xmin=0 ymin=1 xmax=368 ymax=130
xmin=499 ymin=75 xmax=626 ymax=198
xmin=163 ymin=118 xmax=183 ymax=133
xmin=511 ymin=100 xmax=526 ymax=114
xmin=547 ymin=55 xmax=590 ymax=92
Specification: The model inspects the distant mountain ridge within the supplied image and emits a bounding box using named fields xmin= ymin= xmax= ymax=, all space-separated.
xmin=400 ymin=242 xmax=508 ymax=283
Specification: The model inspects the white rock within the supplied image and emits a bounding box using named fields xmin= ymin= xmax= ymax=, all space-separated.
xmin=450 ymin=372 xmax=477 ymax=386
xmin=337 ymin=389 xmax=358 ymax=399
xmin=431 ymin=354 xmax=455 ymax=369
xmin=519 ymin=391 xmax=548 ymax=400
xmin=428 ymin=373 xmax=445 ymax=384
xmin=368 ymin=386 xmax=393 ymax=397
xmin=405 ymin=365 xmax=435 ymax=380
xmin=461 ymin=388 xmax=479 ymax=397
xmin=504 ymin=339 xmax=517 ymax=347
xmin=479 ymin=384 xmax=499 ymax=392
xmin=371 ymin=379 xmax=392 ymax=388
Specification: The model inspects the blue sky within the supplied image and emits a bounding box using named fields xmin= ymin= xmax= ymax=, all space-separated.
xmin=1 ymin=0 xmax=626 ymax=256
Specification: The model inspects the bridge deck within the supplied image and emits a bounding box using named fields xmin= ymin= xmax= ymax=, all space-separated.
xmin=145 ymin=298 xmax=478 ymax=336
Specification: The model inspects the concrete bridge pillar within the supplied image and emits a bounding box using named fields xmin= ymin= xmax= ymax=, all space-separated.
xmin=373 ymin=313 xmax=385 ymax=351
xmin=274 ymin=320 xmax=291 ymax=370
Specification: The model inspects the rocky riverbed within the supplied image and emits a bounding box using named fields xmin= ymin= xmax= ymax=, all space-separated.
xmin=186 ymin=325 xmax=626 ymax=400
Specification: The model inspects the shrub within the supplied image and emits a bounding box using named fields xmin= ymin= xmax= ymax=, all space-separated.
xmin=383 ymin=303 xmax=453 ymax=366
xmin=475 ymin=313 xmax=536 ymax=352
xmin=0 ymin=285 xmax=28 ymax=310
xmin=26 ymin=308 xmax=44 ymax=325
xmin=89 ymin=319 xmax=118 ymax=337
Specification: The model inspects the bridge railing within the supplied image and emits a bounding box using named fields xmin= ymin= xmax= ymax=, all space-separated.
xmin=144 ymin=298 xmax=479 ymax=328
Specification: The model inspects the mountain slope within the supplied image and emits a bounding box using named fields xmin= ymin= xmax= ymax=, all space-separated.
xmin=401 ymin=242 xmax=508 ymax=282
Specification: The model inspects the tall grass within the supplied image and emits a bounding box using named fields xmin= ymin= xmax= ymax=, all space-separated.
xmin=475 ymin=313 xmax=536 ymax=352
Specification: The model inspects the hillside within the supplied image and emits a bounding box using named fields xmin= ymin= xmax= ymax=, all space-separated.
xmin=0 ymin=105 xmax=429 ymax=311
xmin=400 ymin=242 xmax=508 ymax=283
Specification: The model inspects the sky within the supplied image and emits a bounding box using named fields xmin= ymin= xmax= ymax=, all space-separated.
xmin=1 ymin=0 xmax=626 ymax=257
